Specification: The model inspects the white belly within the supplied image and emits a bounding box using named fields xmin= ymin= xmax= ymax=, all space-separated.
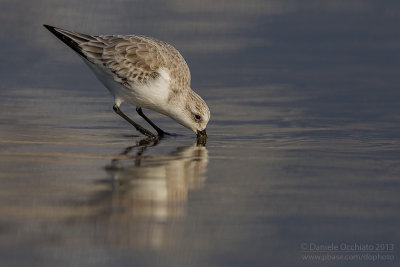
xmin=84 ymin=60 xmax=171 ymax=113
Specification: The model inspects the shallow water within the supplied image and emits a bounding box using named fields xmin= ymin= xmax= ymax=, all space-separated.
xmin=1 ymin=0 xmax=400 ymax=266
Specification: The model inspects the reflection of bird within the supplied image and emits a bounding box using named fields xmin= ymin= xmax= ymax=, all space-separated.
xmin=103 ymin=138 xmax=209 ymax=220
xmin=60 ymin=139 xmax=208 ymax=250
xmin=44 ymin=25 xmax=210 ymax=139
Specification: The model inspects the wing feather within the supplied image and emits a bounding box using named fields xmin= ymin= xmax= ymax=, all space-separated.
xmin=44 ymin=25 xmax=190 ymax=88
xmin=82 ymin=36 xmax=164 ymax=84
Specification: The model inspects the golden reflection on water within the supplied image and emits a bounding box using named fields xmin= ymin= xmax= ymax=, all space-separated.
xmin=63 ymin=138 xmax=209 ymax=249
xmin=103 ymin=138 xmax=208 ymax=218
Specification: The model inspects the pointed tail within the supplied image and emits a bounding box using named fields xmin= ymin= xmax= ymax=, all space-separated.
xmin=43 ymin=24 xmax=95 ymax=60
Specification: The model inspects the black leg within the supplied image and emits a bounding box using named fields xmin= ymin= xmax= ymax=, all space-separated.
xmin=136 ymin=107 xmax=170 ymax=136
xmin=113 ymin=105 xmax=156 ymax=138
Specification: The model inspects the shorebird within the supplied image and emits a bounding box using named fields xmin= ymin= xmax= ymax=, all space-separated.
xmin=43 ymin=25 xmax=209 ymax=140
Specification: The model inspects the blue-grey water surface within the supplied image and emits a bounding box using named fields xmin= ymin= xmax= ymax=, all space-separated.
xmin=0 ymin=1 xmax=399 ymax=266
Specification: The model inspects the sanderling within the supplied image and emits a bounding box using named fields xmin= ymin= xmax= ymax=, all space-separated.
xmin=43 ymin=25 xmax=209 ymax=140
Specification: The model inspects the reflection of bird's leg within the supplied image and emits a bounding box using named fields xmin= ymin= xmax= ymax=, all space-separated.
xmin=121 ymin=137 xmax=159 ymax=155
xmin=105 ymin=137 xmax=160 ymax=171
xmin=136 ymin=107 xmax=171 ymax=136
xmin=134 ymin=146 xmax=147 ymax=166
xmin=113 ymin=104 xmax=156 ymax=138
xmin=122 ymin=146 xmax=134 ymax=155
xmin=134 ymin=137 xmax=161 ymax=166
xmin=137 ymin=136 xmax=160 ymax=147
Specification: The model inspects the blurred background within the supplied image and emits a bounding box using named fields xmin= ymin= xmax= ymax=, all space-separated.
xmin=0 ymin=0 xmax=399 ymax=266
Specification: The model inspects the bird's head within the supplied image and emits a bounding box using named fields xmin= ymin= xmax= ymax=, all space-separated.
xmin=167 ymin=89 xmax=210 ymax=138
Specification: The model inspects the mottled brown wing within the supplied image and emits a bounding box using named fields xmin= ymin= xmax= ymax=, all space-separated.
xmin=45 ymin=25 xmax=191 ymax=88
xmin=79 ymin=35 xmax=166 ymax=85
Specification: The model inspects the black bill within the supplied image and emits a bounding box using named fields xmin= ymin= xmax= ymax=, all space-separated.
xmin=196 ymin=129 xmax=207 ymax=145
xmin=197 ymin=129 xmax=207 ymax=138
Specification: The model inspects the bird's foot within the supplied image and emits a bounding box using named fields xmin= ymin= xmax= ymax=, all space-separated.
xmin=157 ymin=130 xmax=179 ymax=137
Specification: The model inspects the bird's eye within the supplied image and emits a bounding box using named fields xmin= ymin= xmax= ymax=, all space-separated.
xmin=194 ymin=114 xmax=201 ymax=121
